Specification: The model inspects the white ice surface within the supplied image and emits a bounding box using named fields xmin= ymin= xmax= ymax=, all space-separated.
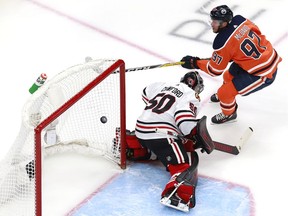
xmin=0 ymin=0 xmax=287 ymax=216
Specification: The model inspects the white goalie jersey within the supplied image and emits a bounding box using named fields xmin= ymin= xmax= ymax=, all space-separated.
xmin=135 ymin=82 xmax=200 ymax=140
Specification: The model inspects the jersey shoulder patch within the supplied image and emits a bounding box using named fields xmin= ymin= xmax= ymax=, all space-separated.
xmin=213 ymin=15 xmax=247 ymax=50
xmin=189 ymin=102 xmax=197 ymax=117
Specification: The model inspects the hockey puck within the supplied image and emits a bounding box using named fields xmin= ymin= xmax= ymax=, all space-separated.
xmin=100 ymin=116 xmax=107 ymax=124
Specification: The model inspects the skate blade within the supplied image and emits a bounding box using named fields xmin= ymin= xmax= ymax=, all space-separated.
xmin=210 ymin=119 xmax=237 ymax=125
xmin=160 ymin=197 xmax=189 ymax=212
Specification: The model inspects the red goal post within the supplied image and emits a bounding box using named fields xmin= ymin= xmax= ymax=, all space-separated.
xmin=0 ymin=58 xmax=126 ymax=216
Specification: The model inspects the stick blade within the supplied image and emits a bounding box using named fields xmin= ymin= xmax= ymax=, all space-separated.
xmin=238 ymin=127 xmax=253 ymax=151
xmin=213 ymin=127 xmax=254 ymax=155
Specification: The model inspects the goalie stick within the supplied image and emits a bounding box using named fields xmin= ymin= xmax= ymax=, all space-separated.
xmin=213 ymin=127 xmax=253 ymax=155
xmin=155 ymin=127 xmax=253 ymax=155
xmin=114 ymin=61 xmax=184 ymax=73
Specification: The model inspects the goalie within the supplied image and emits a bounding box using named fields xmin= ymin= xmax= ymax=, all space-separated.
xmin=126 ymin=71 xmax=214 ymax=212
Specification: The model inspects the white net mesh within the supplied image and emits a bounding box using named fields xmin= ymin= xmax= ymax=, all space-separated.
xmin=0 ymin=58 xmax=125 ymax=216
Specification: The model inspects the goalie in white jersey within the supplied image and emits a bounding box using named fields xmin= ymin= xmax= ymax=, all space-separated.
xmin=135 ymin=72 xmax=202 ymax=141
xmin=128 ymin=71 xmax=214 ymax=212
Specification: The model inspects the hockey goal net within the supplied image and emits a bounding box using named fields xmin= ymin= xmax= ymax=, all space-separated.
xmin=0 ymin=58 xmax=126 ymax=216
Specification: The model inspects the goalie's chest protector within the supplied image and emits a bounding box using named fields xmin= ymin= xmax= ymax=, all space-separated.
xmin=136 ymin=82 xmax=198 ymax=140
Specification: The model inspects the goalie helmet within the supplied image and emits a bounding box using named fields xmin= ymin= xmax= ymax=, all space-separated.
xmin=210 ymin=5 xmax=233 ymax=23
xmin=180 ymin=71 xmax=204 ymax=94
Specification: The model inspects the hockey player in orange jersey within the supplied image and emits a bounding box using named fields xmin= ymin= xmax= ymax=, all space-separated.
xmin=180 ymin=5 xmax=282 ymax=124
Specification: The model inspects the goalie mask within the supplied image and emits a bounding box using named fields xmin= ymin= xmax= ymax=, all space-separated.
xmin=180 ymin=71 xmax=204 ymax=94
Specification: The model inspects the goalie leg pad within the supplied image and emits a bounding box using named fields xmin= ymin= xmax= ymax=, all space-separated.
xmin=161 ymin=152 xmax=199 ymax=211
xmin=161 ymin=163 xmax=190 ymax=197
xmin=175 ymin=152 xmax=198 ymax=207
xmin=176 ymin=152 xmax=199 ymax=186
xmin=126 ymin=130 xmax=156 ymax=161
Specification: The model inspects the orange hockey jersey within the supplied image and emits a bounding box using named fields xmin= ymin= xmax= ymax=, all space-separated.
xmin=197 ymin=15 xmax=282 ymax=79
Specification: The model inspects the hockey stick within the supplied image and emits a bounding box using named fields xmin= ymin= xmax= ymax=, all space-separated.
xmin=113 ymin=61 xmax=184 ymax=73
xmin=155 ymin=127 xmax=253 ymax=155
xmin=213 ymin=127 xmax=253 ymax=155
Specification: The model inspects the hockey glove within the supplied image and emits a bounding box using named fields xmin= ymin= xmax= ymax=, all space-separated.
xmin=184 ymin=116 xmax=214 ymax=154
xmin=180 ymin=56 xmax=200 ymax=69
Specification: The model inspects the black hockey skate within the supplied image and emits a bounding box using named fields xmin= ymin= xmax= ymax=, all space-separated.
xmin=211 ymin=105 xmax=238 ymax=124
xmin=210 ymin=93 xmax=220 ymax=102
